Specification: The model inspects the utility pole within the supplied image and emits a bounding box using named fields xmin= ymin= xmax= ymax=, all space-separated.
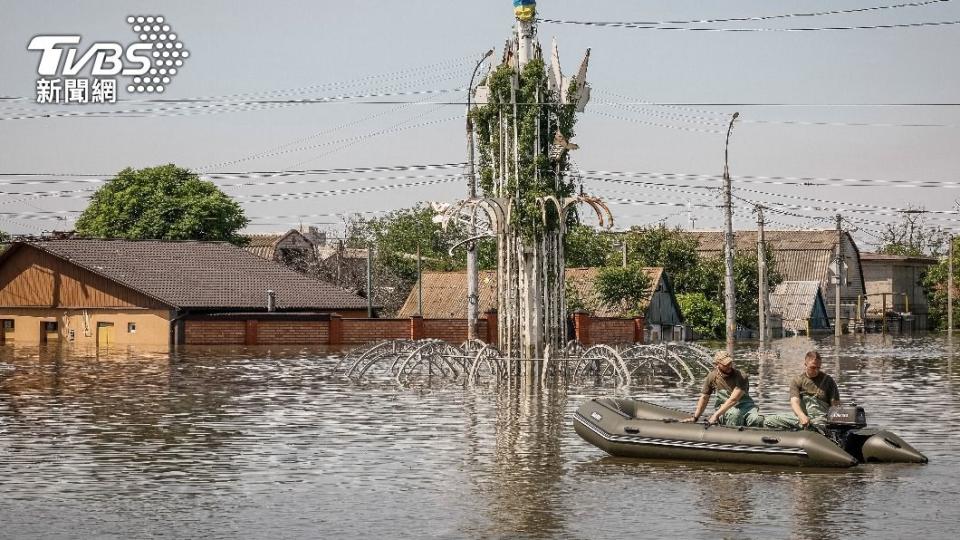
xmin=835 ymin=214 xmax=843 ymax=337
xmin=621 ymin=240 xmax=627 ymax=268
xmin=366 ymin=245 xmax=374 ymax=318
xmin=723 ymin=112 xmax=740 ymax=355
xmin=755 ymin=205 xmax=769 ymax=344
xmin=417 ymin=245 xmax=423 ymax=317
xmin=950 ymin=233 xmax=954 ymax=336
xmin=466 ymin=48 xmax=495 ymax=342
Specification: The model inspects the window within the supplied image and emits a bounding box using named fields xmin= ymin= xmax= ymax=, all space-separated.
xmin=2 ymin=320 xmax=13 ymax=330
xmin=43 ymin=321 xmax=58 ymax=332
xmin=127 ymin=322 xmax=137 ymax=334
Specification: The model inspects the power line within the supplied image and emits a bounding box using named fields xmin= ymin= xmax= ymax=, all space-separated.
xmin=0 ymin=55 xmax=475 ymax=106
xmin=584 ymin=174 xmax=959 ymax=222
xmin=287 ymin=103 xmax=450 ymax=169
xmin=538 ymin=18 xmax=960 ymax=33
xmin=195 ymin=92 xmax=447 ymax=171
xmin=0 ymin=87 xmax=468 ymax=122
xmin=590 ymin=110 xmax=725 ymax=135
xmin=543 ymin=1 xmax=953 ymax=26
xmin=0 ymin=162 xmax=468 ymax=182
xmin=580 ymin=168 xmax=960 ymax=188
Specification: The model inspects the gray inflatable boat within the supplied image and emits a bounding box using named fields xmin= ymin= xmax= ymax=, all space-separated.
xmin=574 ymin=397 xmax=927 ymax=468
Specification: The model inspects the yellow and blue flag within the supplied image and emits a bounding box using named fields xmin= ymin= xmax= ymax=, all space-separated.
xmin=513 ymin=0 xmax=536 ymax=21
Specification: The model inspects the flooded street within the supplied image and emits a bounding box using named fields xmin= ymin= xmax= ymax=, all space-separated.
xmin=1 ymin=335 xmax=958 ymax=539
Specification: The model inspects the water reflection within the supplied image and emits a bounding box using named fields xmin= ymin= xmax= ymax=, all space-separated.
xmin=483 ymin=385 xmax=567 ymax=538
xmin=0 ymin=336 xmax=958 ymax=538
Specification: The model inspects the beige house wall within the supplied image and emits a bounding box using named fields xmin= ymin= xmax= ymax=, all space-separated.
xmin=0 ymin=308 xmax=172 ymax=347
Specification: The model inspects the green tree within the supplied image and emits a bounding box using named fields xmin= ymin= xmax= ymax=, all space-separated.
xmin=922 ymin=262 xmax=948 ymax=330
xmin=75 ymin=165 xmax=248 ymax=243
xmin=565 ymin=224 xmax=615 ymax=267
xmin=342 ymin=205 xmax=496 ymax=315
xmin=920 ymin=240 xmax=955 ymax=330
xmin=676 ymin=292 xmax=725 ymax=339
xmin=562 ymin=224 xmax=782 ymax=332
xmin=622 ymin=225 xmax=703 ymax=293
xmin=594 ymin=264 xmax=652 ymax=318
xmin=695 ymin=251 xmax=780 ymax=331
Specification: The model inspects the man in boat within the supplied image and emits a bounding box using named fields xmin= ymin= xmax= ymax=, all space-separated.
xmin=759 ymin=350 xmax=842 ymax=431
xmin=789 ymin=350 xmax=841 ymax=430
xmin=681 ymin=351 xmax=763 ymax=427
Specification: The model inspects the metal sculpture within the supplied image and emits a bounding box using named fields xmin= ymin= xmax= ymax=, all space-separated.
xmin=437 ymin=2 xmax=611 ymax=381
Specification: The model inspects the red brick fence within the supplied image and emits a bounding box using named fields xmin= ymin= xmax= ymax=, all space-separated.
xmin=181 ymin=310 xmax=643 ymax=347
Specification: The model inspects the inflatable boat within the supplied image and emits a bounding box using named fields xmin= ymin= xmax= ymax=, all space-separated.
xmin=574 ymin=397 xmax=927 ymax=468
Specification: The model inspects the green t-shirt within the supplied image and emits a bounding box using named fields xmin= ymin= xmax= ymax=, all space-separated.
xmin=700 ymin=368 xmax=750 ymax=396
xmin=790 ymin=372 xmax=840 ymax=406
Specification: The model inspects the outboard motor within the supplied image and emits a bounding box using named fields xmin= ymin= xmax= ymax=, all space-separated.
xmin=826 ymin=404 xmax=927 ymax=464
xmin=826 ymin=405 xmax=867 ymax=428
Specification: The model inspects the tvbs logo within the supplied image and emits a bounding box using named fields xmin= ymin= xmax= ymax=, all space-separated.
xmin=28 ymin=15 xmax=189 ymax=104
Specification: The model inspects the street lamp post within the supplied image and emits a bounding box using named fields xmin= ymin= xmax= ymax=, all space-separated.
xmin=723 ymin=112 xmax=740 ymax=355
xmin=466 ymin=48 xmax=494 ymax=342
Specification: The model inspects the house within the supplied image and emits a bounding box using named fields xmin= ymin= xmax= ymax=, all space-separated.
xmin=0 ymin=239 xmax=368 ymax=348
xmin=244 ymin=229 xmax=320 ymax=274
xmin=395 ymin=267 xmax=687 ymax=342
xmin=245 ymin=228 xmax=369 ymax=291
xmin=684 ymin=230 xmax=865 ymax=326
xmin=769 ymin=281 xmax=831 ymax=335
xmin=860 ymin=252 xmax=938 ymax=330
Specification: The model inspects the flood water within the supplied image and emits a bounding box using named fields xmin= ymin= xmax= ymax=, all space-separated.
xmin=1 ymin=334 xmax=958 ymax=539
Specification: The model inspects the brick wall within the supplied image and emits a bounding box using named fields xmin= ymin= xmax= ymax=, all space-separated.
xmin=257 ymin=320 xmax=329 ymax=344
xmin=184 ymin=320 xmax=246 ymax=344
xmin=339 ymin=318 xmax=409 ymax=344
xmin=182 ymin=313 xmax=639 ymax=347
xmin=419 ymin=318 xmax=489 ymax=344
xmin=589 ymin=318 xmax=636 ymax=344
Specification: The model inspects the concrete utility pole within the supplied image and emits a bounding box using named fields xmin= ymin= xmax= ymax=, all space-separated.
xmin=466 ymin=48 xmax=495 ymax=341
xmin=621 ymin=240 xmax=628 ymax=268
xmin=366 ymin=246 xmax=374 ymax=318
xmin=723 ymin=112 xmax=740 ymax=355
xmin=417 ymin=245 xmax=423 ymax=317
xmin=755 ymin=205 xmax=769 ymax=343
xmin=835 ymin=214 xmax=843 ymax=337
xmin=950 ymin=234 xmax=954 ymax=336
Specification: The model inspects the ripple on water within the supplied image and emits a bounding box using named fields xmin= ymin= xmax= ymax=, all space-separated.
xmin=1 ymin=335 xmax=959 ymax=538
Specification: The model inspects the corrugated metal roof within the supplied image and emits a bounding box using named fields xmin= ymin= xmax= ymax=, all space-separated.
xmin=860 ymin=252 xmax=938 ymax=264
xmin=13 ymin=239 xmax=368 ymax=311
xmin=687 ymin=230 xmax=841 ymax=252
xmin=683 ymin=229 xmax=864 ymax=296
xmin=396 ymin=267 xmax=665 ymax=318
xmin=772 ymin=250 xmax=834 ymax=286
xmin=769 ymin=280 xmax=829 ymax=332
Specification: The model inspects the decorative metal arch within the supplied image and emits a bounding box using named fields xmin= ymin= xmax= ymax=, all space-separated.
xmin=535 ymin=194 xmax=614 ymax=231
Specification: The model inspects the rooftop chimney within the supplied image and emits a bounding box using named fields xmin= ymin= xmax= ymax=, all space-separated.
xmin=266 ymin=290 xmax=276 ymax=312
